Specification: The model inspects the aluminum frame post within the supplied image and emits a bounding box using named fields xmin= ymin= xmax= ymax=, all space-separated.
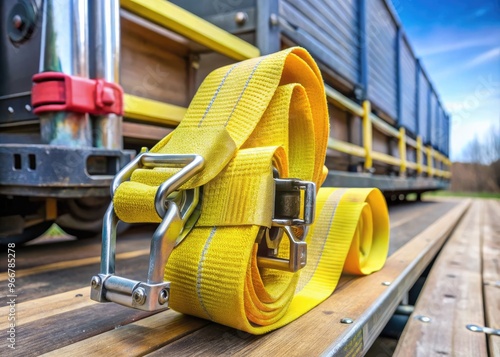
xmin=92 ymin=0 xmax=123 ymax=150
xmin=38 ymin=0 xmax=92 ymax=147
xmin=256 ymin=0 xmax=280 ymax=55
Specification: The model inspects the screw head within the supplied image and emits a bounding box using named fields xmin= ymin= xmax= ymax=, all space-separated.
xmin=158 ymin=289 xmax=169 ymax=305
xmin=416 ymin=315 xmax=431 ymax=323
xmin=234 ymin=12 xmax=247 ymax=26
xmin=25 ymin=104 xmax=32 ymax=112
xmin=12 ymin=14 xmax=23 ymax=29
xmin=91 ymin=276 xmax=101 ymax=289
xmin=340 ymin=318 xmax=354 ymax=324
xmin=382 ymin=281 xmax=391 ymax=286
xmin=132 ymin=287 xmax=147 ymax=305
xmin=466 ymin=324 xmax=482 ymax=332
xmin=8 ymin=107 xmax=14 ymax=114
xmin=270 ymin=13 xmax=279 ymax=26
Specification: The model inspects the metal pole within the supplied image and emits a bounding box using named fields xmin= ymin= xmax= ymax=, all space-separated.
xmin=92 ymin=0 xmax=122 ymax=150
xmin=256 ymin=0 xmax=280 ymax=55
xmin=358 ymin=0 xmax=368 ymax=100
xmin=396 ymin=27 xmax=402 ymax=127
xmin=39 ymin=0 xmax=92 ymax=147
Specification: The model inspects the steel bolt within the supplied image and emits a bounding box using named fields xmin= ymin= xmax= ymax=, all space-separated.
xmin=12 ymin=14 xmax=23 ymax=29
xmin=417 ymin=315 xmax=431 ymax=323
xmin=269 ymin=13 xmax=280 ymax=26
xmin=25 ymin=104 xmax=32 ymax=112
xmin=132 ymin=287 xmax=147 ymax=305
xmin=91 ymin=276 xmax=101 ymax=289
xmin=158 ymin=289 xmax=169 ymax=305
xmin=340 ymin=318 xmax=354 ymax=324
xmin=8 ymin=107 xmax=14 ymax=114
xmin=234 ymin=12 xmax=247 ymax=26
xmin=270 ymin=13 xmax=279 ymax=26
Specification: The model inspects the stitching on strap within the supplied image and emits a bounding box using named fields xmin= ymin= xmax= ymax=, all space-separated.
xmin=196 ymin=226 xmax=218 ymax=320
xmin=198 ymin=63 xmax=240 ymax=127
xmin=296 ymin=188 xmax=347 ymax=293
xmin=224 ymin=57 xmax=266 ymax=127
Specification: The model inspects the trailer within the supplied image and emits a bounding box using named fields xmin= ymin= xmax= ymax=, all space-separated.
xmin=0 ymin=0 xmax=450 ymax=244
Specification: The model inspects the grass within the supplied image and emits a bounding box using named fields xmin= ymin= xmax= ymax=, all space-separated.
xmin=423 ymin=190 xmax=500 ymax=199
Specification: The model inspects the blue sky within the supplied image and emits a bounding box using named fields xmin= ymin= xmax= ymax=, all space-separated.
xmin=391 ymin=0 xmax=500 ymax=161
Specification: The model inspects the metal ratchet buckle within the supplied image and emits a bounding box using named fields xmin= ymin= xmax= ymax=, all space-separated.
xmin=257 ymin=174 xmax=316 ymax=273
xmin=90 ymin=152 xmax=204 ymax=311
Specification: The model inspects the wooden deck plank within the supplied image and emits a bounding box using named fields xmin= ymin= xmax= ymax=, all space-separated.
xmin=0 ymin=302 xmax=155 ymax=356
xmin=388 ymin=200 xmax=458 ymax=255
xmin=6 ymin=254 xmax=149 ymax=303
xmin=41 ymin=311 xmax=209 ymax=357
xmin=0 ymin=287 xmax=92 ymax=329
xmin=0 ymin=249 xmax=148 ymax=281
xmin=483 ymin=199 xmax=500 ymax=357
xmin=0 ymin=225 xmax=154 ymax=272
xmin=394 ymin=200 xmax=488 ymax=357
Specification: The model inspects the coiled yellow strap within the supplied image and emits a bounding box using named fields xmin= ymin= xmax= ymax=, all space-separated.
xmin=114 ymin=47 xmax=389 ymax=334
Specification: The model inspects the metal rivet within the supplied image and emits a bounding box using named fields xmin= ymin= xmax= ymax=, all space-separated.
xmin=158 ymin=289 xmax=169 ymax=305
xmin=25 ymin=104 xmax=32 ymax=112
xmin=91 ymin=276 xmax=101 ymax=289
xmin=12 ymin=14 xmax=23 ymax=29
xmin=382 ymin=281 xmax=391 ymax=286
xmin=234 ymin=12 xmax=247 ymax=26
xmin=340 ymin=318 xmax=354 ymax=324
xmin=132 ymin=287 xmax=147 ymax=305
xmin=8 ymin=107 xmax=14 ymax=114
xmin=466 ymin=324 xmax=500 ymax=335
xmin=416 ymin=315 xmax=431 ymax=323
xmin=466 ymin=324 xmax=482 ymax=332
xmin=270 ymin=13 xmax=279 ymax=26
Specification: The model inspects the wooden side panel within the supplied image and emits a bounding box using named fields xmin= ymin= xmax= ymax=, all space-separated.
xmin=329 ymin=104 xmax=349 ymax=142
xmin=407 ymin=146 xmax=417 ymax=170
xmin=394 ymin=200 xmax=488 ymax=357
xmin=326 ymin=104 xmax=353 ymax=170
xmin=120 ymin=16 xmax=190 ymax=107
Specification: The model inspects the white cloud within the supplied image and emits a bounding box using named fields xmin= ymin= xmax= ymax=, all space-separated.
xmin=419 ymin=37 xmax=498 ymax=57
xmin=433 ymin=47 xmax=500 ymax=79
xmin=463 ymin=47 xmax=500 ymax=69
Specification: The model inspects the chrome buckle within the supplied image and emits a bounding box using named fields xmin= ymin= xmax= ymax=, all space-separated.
xmin=257 ymin=175 xmax=316 ymax=272
xmin=90 ymin=153 xmax=204 ymax=311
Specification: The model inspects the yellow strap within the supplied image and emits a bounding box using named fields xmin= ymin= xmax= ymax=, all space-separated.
xmin=114 ymin=47 xmax=390 ymax=334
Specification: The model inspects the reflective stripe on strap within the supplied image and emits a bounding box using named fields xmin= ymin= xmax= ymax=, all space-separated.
xmin=113 ymin=47 xmax=390 ymax=334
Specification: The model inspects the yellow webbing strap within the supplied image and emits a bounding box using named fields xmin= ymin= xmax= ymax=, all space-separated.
xmin=114 ymin=47 xmax=389 ymax=334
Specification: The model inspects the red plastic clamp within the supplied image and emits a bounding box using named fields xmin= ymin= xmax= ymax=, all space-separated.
xmin=31 ymin=72 xmax=124 ymax=116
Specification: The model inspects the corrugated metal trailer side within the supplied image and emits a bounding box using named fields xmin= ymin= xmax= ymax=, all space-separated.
xmin=279 ymin=0 xmax=360 ymax=85
xmin=418 ymin=69 xmax=430 ymax=144
xmin=400 ymin=36 xmax=417 ymax=135
xmin=428 ymin=91 xmax=437 ymax=146
xmin=367 ymin=0 xmax=398 ymax=119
